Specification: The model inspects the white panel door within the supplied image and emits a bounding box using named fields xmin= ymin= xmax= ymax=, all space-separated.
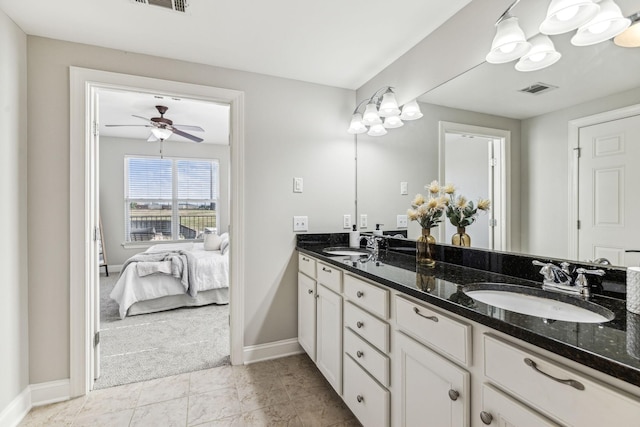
xmin=578 ymin=114 xmax=640 ymax=267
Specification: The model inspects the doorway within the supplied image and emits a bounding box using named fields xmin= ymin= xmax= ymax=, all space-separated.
xmin=438 ymin=121 xmax=510 ymax=251
xmin=69 ymin=68 xmax=246 ymax=397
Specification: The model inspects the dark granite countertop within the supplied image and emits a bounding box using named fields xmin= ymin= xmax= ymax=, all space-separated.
xmin=297 ymin=236 xmax=640 ymax=390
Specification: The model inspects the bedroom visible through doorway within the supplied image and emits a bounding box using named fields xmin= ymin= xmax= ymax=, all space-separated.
xmin=93 ymin=87 xmax=232 ymax=389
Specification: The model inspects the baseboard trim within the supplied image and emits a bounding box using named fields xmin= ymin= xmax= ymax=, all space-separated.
xmin=30 ymin=379 xmax=70 ymax=407
xmin=0 ymin=387 xmax=31 ymax=427
xmin=243 ymin=338 xmax=303 ymax=364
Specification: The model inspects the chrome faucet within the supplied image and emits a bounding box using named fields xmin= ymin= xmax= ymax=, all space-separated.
xmin=360 ymin=235 xmax=384 ymax=260
xmin=532 ymin=260 xmax=604 ymax=298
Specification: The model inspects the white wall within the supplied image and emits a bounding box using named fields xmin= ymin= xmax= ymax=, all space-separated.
xmin=0 ymin=7 xmax=29 ymax=414
xmin=99 ymin=136 xmax=231 ymax=266
xmin=521 ymin=87 xmax=640 ymax=260
xmin=27 ymin=36 xmax=355 ymax=384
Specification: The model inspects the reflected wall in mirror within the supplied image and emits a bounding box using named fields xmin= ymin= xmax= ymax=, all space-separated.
xmin=356 ymin=0 xmax=640 ymax=268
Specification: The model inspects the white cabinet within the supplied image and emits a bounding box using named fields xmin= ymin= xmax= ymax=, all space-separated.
xmin=343 ymin=354 xmax=390 ymax=427
xmin=393 ymin=331 xmax=470 ymax=427
xmin=479 ymin=383 xmax=559 ymax=427
xmin=316 ymin=283 xmax=343 ymax=395
xmin=297 ymin=272 xmax=316 ymax=360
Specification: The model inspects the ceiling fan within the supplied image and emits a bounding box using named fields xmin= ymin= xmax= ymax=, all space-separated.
xmin=105 ymin=105 xmax=205 ymax=143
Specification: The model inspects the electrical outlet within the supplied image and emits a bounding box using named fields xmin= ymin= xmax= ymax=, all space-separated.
xmin=400 ymin=181 xmax=408 ymax=195
xmin=293 ymin=216 xmax=308 ymax=232
xmin=397 ymin=214 xmax=408 ymax=228
xmin=360 ymin=214 xmax=368 ymax=228
xmin=293 ymin=177 xmax=303 ymax=193
xmin=343 ymin=214 xmax=352 ymax=229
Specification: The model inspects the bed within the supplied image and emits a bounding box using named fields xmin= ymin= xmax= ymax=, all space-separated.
xmin=110 ymin=240 xmax=229 ymax=319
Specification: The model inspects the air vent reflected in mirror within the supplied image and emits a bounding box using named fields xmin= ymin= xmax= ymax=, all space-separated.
xmin=519 ymin=82 xmax=559 ymax=95
xmin=132 ymin=0 xmax=187 ymax=13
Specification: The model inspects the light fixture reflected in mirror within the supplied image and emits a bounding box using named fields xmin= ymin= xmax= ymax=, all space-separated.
xmin=486 ymin=15 xmax=532 ymax=64
xmin=571 ymin=0 xmax=630 ymax=46
xmin=614 ymin=12 xmax=640 ymax=47
xmin=515 ymin=34 xmax=562 ymax=71
xmin=539 ymin=0 xmax=600 ymax=35
xmin=347 ymin=86 xmax=422 ymax=136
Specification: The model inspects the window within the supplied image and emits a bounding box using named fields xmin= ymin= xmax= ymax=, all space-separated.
xmin=125 ymin=156 xmax=219 ymax=242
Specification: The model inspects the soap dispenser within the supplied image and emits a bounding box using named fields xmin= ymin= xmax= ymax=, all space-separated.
xmin=349 ymin=224 xmax=360 ymax=248
xmin=373 ymin=223 xmax=384 ymax=236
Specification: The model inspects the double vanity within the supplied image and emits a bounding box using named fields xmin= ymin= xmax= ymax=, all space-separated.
xmin=297 ymin=233 xmax=640 ymax=426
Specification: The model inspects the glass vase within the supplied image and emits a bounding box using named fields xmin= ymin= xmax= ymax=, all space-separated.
xmin=416 ymin=228 xmax=436 ymax=267
xmin=452 ymin=226 xmax=471 ymax=247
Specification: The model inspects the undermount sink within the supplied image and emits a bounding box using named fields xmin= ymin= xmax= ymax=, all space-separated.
xmin=323 ymin=247 xmax=371 ymax=257
xmin=462 ymin=283 xmax=615 ymax=323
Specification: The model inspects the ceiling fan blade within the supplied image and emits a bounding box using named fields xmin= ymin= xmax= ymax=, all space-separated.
xmin=172 ymin=128 xmax=204 ymax=143
xmin=104 ymin=124 xmax=153 ymax=127
xmin=132 ymin=114 xmax=152 ymax=122
xmin=172 ymin=124 xmax=205 ymax=132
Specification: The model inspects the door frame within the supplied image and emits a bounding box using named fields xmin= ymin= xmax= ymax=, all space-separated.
xmin=438 ymin=121 xmax=510 ymax=251
xmin=69 ymin=67 xmax=246 ymax=396
xmin=567 ymin=103 xmax=640 ymax=261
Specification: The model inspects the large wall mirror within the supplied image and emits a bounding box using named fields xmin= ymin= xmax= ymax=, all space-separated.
xmin=356 ymin=0 xmax=640 ymax=268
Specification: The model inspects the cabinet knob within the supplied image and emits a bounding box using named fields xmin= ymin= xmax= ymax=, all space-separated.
xmin=356 ymin=291 xmax=364 ymax=298
xmin=356 ymin=395 xmax=364 ymax=403
xmin=480 ymin=411 xmax=493 ymax=425
xmin=448 ymin=389 xmax=459 ymax=401
xmin=356 ymin=321 xmax=364 ymax=329
xmin=356 ymin=350 xmax=364 ymax=358
xmin=307 ymin=289 xmax=313 ymax=294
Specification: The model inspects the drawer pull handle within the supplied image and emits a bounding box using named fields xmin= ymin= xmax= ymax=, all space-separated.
xmin=302 ymin=257 xmax=309 ymax=262
xmin=356 ymin=321 xmax=364 ymax=329
xmin=356 ymin=350 xmax=364 ymax=358
xmin=356 ymin=291 xmax=364 ymax=298
xmin=448 ymin=389 xmax=459 ymax=401
xmin=480 ymin=411 xmax=493 ymax=425
xmin=307 ymin=289 xmax=313 ymax=294
xmin=524 ymin=358 xmax=585 ymax=391
xmin=322 ymin=267 xmax=332 ymax=273
xmin=356 ymin=395 xmax=364 ymax=403
xmin=413 ymin=307 xmax=439 ymax=322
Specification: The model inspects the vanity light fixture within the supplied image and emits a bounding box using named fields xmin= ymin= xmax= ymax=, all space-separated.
xmin=487 ymin=0 xmax=630 ymax=72
xmin=347 ymin=86 xmax=422 ymax=136
xmin=614 ymin=12 xmax=640 ymax=47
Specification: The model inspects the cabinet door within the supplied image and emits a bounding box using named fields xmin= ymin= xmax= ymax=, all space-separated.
xmin=394 ymin=332 xmax=470 ymax=427
xmin=317 ymin=283 xmax=343 ymax=395
xmin=298 ymin=272 xmax=316 ymax=360
xmin=480 ymin=384 xmax=559 ymax=427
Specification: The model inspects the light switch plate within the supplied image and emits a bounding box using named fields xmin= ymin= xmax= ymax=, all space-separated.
xmin=293 ymin=177 xmax=303 ymax=193
xmin=400 ymin=182 xmax=408 ymax=195
xmin=397 ymin=214 xmax=408 ymax=228
xmin=360 ymin=214 xmax=368 ymax=229
xmin=343 ymin=214 xmax=352 ymax=229
xmin=293 ymin=216 xmax=308 ymax=232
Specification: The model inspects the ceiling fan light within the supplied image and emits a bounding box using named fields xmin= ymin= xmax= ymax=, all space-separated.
xmin=539 ymin=0 xmax=600 ymax=35
xmin=614 ymin=14 xmax=640 ymax=47
xmin=486 ymin=16 xmax=532 ymax=64
xmin=383 ymin=115 xmax=404 ymax=129
xmin=151 ymin=127 xmax=173 ymax=140
xmin=347 ymin=113 xmax=368 ymax=134
xmin=367 ymin=123 xmax=388 ymax=136
xmin=515 ymin=35 xmax=562 ymax=72
xmin=362 ymin=102 xmax=382 ymax=125
xmin=378 ymin=90 xmax=401 ymax=117
xmin=571 ymin=0 xmax=630 ymax=46
xmin=400 ymin=100 xmax=423 ymax=120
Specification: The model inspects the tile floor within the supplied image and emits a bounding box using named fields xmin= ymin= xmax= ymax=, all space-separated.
xmin=19 ymin=354 xmax=361 ymax=426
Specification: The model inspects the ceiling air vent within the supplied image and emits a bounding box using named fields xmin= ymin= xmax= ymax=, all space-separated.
xmin=132 ymin=0 xmax=187 ymax=13
xmin=518 ymin=82 xmax=558 ymax=95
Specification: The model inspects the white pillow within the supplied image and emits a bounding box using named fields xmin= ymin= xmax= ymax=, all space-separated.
xmin=220 ymin=235 xmax=230 ymax=255
xmin=203 ymin=233 xmax=222 ymax=251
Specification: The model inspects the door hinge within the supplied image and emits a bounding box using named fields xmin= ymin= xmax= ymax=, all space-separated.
xmin=92 ymin=121 xmax=99 ymax=137
xmin=574 ymin=147 xmax=581 ymax=158
xmin=489 ymin=158 xmax=497 ymax=167
xmin=489 ymin=218 xmax=498 ymax=227
xmin=94 ymin=331 xmax=100 ymax=347
xmin=577 ymin=220 xmax=581 ymax=230
xmin=94 ymin=226 xmax=100 ymax=241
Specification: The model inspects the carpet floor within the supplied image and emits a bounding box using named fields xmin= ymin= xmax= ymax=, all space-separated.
xmin=94 ymin=274 xmax=230 ymax=390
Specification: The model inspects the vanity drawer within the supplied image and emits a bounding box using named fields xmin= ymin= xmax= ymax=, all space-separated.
xmin=298 ymin=253 xmax=316 ymax=278
xmin=344 ymin=327 xmax=390 ymax=386
xmin=484 ymin=334 xmax=640 ymax=426
xmin=343 ymin=354 xmax=390 ymax=427
xmin=395 ymin=296 xmax=471 ymax=366
xmin=317 ymin=262 xmax=342 ymax=293
xmin=344 ymin=301 xmax=389 ymax=352
xmin=344 ymin=274 xmax=389 ymax=319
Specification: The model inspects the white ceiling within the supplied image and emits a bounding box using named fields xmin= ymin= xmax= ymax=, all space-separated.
xmin=0 ymin=0 xmax=470 ymax=90
xmin=419 ymin=0 xmax=640 ymax=119
xmin=99 ymin=89 xmax=230 ymax=144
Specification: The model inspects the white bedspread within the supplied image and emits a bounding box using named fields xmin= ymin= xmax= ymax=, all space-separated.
xmin=110 ymin=242 xmax=229 ymax=319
